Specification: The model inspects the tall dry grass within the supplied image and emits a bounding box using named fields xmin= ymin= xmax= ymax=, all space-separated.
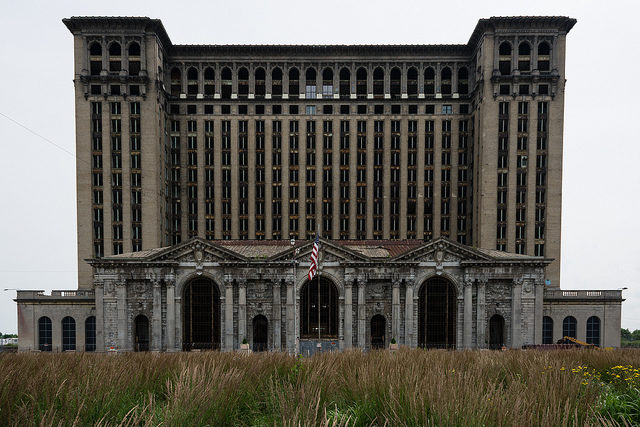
xmin=0 ymin=349 xmax=638 ymax=426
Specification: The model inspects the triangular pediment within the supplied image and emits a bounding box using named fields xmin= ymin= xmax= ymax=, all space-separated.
xmin=392 ymin=237 xmax=493 ymax=263
xmin=268 ymin=238 xmax=370 ymax=263
xmin=148 ymin=237 xmax=248 ymax=263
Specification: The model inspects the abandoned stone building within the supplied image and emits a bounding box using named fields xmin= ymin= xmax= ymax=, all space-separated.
xmin=16 ymin=16 xmax=623 ymax=353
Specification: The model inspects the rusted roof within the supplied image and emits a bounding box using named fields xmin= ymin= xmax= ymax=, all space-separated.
xmin=340 ymin=240 xmax=425 ymax=258
xmin=106 ymin=247 xmax=168 ymax=259
xmin=217 ymin=240 xmax=304 ymax=259
xmin=475 ymin=248 xmax=540 ymax=260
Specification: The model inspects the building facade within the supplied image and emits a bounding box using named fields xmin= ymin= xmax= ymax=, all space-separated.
xmin=16 ymin=16 xmax=623 ymax=352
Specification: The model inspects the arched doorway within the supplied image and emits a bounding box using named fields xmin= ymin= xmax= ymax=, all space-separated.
xmin=134 ymin=314 xmax=149 ymax=351
xmin=418 ymin=277 xmax=457 ymax=349
xmin=489 ymin=314 xmax=505 ymax=349
xmin=300 ymin=277 xmax=339 ymax=339
xmin=252 ymin=315 xmax=268 ymax=352
xmin=183 ymin=278 xmax=221 ymax=351
xmin=371 ymin=315 xmax=386 ymax=349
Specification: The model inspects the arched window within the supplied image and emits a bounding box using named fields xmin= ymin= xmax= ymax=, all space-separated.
xmin=300 ymin=277 xmax=338 ymax=338
xmin=187 ymin=67 xmax=198 ymax=95
xmin=183 ymin=278 xmax=221 ymax=350
xmin=38 ymin=316 xmax=52 ymax=352
xmin=418 ymin=277 xmax=457 ymax=348
xmin=85 ymin=316 xmax=96 ymax=352
xmin=424 ymin=67 xmax=435 ymax=95
xmin=288 ymin=67 xmax=299 ymax=99
xmin=128 ymin=42 xmax=141 ymax=76
xmin=538 ymin=42 xmax=551 ymax=71
xmin=204 ymin=67 xmax=215 ymax=96
xmin=562 ymin=316 xmax=577 ymax=339
xmin=339 ymin=67 xmax=350 ymax=98
xmin=407 ymin=67 xmax=418 ymax=97
xmin=373 ymin=67 xmax=384 ymax=97
xmin=322 ymin=68 xmax=333 ymax=98
xmin=305 ymin=68 xmax=317 ymax=99
xmin=108 ymin=42 xmax=121 ymax=73
xmin=356 ymin=67 xmax=367 ymax=98
xmin=586 ymin=316 xmax=601 ymax=347
xmin=221 ymin=67 xmax=232 ymax=99
xmin=390 ymin=67 xmax=401 ymax=98
xmin=89 ymin=42 xmax=102 ymax=76
xmin=170 ymin=67 xmax=181 ymax=96
xmin=518 ymin=42 xmax=531 ymax=72
xmin=457 ymin=67 xmax=469 ymax=95
xmin=440 ymin=67 xmax=452 ymax=95
xmin=499 ymin=42 xmax=512 ymax=76
xmin=542 ymin=316 xmax=554 ymax=344
xmin=237 ymin=67 xmax=249 ymax=98
xmin=255 ymin=67 xmax=266 ymax=97
xmin=271 ymin=67 xmax=283 ymax=97
xmin=134 ymin=314 xmax=149 ymax=351
xmin=62 ymin=316 xmax=76 ymax=351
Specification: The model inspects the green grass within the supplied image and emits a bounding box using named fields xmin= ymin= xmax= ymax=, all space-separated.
xmin=0 ymin=349 xmax=639 ymax=426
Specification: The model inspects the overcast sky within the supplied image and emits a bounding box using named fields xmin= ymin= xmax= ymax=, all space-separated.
xmin=0 ymin=0 xmax=639 ymax=334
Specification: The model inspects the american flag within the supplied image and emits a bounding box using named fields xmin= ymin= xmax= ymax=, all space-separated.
xmin=308 ymin=234 xmax=320 ymax=280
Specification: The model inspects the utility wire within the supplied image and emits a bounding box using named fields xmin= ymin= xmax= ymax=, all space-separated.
xmin=0 ymin=111 xmax=89 ymax=166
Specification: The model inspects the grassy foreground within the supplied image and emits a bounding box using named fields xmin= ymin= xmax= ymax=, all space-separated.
xmin=0 ymin=349 xmax=639 ymax=426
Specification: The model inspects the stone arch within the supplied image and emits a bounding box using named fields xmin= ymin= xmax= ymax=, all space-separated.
xmin=412 ymin=271 xmax=462 ymax=296
xmin=175 ymin=270 xmax=225 ymax=298
xmin=182 ymin=276 xmax=222 ymax=351
xmin=296 ymin=269 xmax=344 ymax=297
xmin=299 ymin=275 xmax=339 ymax=339
xmin=416 ymin=275 xmax=458 ymax=349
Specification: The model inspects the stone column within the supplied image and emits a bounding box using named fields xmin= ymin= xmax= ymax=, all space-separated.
xmin=286 ymin=279 xmax=295 ymax=353
xmin=534 ymin=281 xmax=544 ymax=344
xmin=152 ymin=280 xmax=162 ymax=351
xmin=116 ymin=282 xmax=127 ymax=351
xmin=95 ymin=282 xmax=105 ymax=352
xmin=238 ymin=280 xmax=247 ymax=343
xmin=512 ymin=279 xmax=522 ymax=348
xmin=405 ymin=283 xmax=414 ymax=347
xmin=392 ymin=280 xmax=401 ymax=344
xmin=344 ymin=280 xmax=353 ymax=349
xmin=357 ymin=280 xmax=366 ymax=348
xmin=225 ymin=279 xmax=234 ymax=351
xmin=476 ymin=279 xmax=486 ymax=349
xmin=272 ymin=281 xmax=281 ymax=351
xmin=463 ymin=279 xmax=473 ymax=349
xmin=166 ymin=280 xmax=176 ymax=351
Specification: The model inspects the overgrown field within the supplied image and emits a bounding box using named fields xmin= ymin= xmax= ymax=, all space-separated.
xmin=1 ymin=349 xmax=639 ymax=426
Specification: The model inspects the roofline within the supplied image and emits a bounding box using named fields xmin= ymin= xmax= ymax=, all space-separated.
xmin=63 ymin=16 xmax=576 ymax=57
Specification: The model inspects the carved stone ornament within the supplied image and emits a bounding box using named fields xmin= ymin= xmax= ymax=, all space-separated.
xmin=523 ymin=280 xmax=533 ymax=294
xmin=193 ymin=242 xmax=204 ymax=275
xmin=435 ymin=242 xmax=445 ymax=274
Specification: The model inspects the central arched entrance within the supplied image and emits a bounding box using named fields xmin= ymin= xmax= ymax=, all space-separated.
xmin=183 ymin=278 xmax=221 ymax=351
xmin=489 ymin=314 xmax=505 ymax=349
xmin=370 ymin=314 xmax=386 ymax=349
xmin=300 ymin=277 xmax=339 ymax=339
xmin=134 ymin=314 xmax=149 ymax=351
xmin=252 ymin=315 xmax=268 ymax=352
xmin=418 ymin=277 xmax=457 ymax=349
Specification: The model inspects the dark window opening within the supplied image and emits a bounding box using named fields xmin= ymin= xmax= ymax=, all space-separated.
xmin=289 ymin=68 xmax=300 ymax=98
xmin=586 ymin=316 xmax=600 ymax=347
xmin=371 ymin=314 xmax=386 ymax=349
xmin=356 ymin=67 xmax=367 ymax=98
xmin=390 ymin=67 xmax=401 ymax=98
xmin=255 ymin=67 xmax=266 ymax=97
xmin=62 ymin=316 xmax=76 ymax=351
xmin=499 ymin=42 xmax=512 ymax=76
xmin=252 ymin=315 xmax=268 ymax=352
xmin=407 ymin=67 xmax=418 ymax=97
xmin=134 ymin=314 xmax=149 ymax=352
xmin=440 ymin=67 xmax=452 ymax=95
xmin=457 ymin=67 xmax=469 ymax=94
xmin=542 ymin=316 xmax=554 ymax=344
xmin=562 ymin=316 xmax=577 ymax=339
xmin=489 ymin=314 xmax=505 ymax=349
xmin=300 ymin=277 xmax=339 ymax=338
xmin=418 ymin=277 xmax=456 ymax=349
xmin=221 ymin=67 xmax=232 ymax=99
xmin=38 ymin=316 xmax=52 ymax=352
xmin=85 ymin=316 xmax=96 ymax=352
xmin=424 ymin=67 xmax=435 ymax=95
xmin=183 ymin=278 xmax=221 ymax=351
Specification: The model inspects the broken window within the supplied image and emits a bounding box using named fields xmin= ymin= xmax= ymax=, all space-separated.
xmin=170 ymin=68 xmax=182 ymax=96
xmin=498 ymin=42 xmax=512 ymax=76
xmin=255 ymin=67 xmax=266 ymax=97
xmin=89 ymin=41 xmax=102 ymax=76
xmin=390 ymin=67 xmax=401 ymax=98
xmin=183 ymin=278 xmax=220 ymax=351
xmin=128 ymin=42 xmax=140 ymax=75
xmin=518 ymin=42 xmax=531 ymax=72
xmin=272 ymin=67 xmax=283 ymax=97
xmin=221 ymin=67 xmax=232 ymax=99
xmin=289 ymin=68 xmax=300 ymax=98
xmin=305 ymin=68 xmax=317 ymax=99
xmin=457 ymin=67 xmax=468 ymax=95
xmin=422 ymin=68 xmax=436 ymax=98
xmin=108 ymin=42 xmax=121 ymax=73
xmin=538 ymin=42 xmax=551 ymax=72
xmin=204 ymin=67 xmax=215 ymax=95
xmin=238 ymin=67 xmax=249 ymax=98
xmin=322 ymin=67 xmax=333 ymax=98
xmin=440 ymin=67 xmax=452 ymax=95
xmin=187 ymin=67 xmax=198 ymax=95
xmin=339 ymin=67 xmax=350 ymax=98
xmin=407 ymin=67 xmax=418 ymax=97
xmin=418 ymin=277 xmax=457 ymax=349
xmin=356 ymin=67 xmax=367 ymax=98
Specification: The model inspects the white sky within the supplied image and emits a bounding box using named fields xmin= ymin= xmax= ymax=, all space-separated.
xmin=0 ymin=0 xmax=639 ymax=334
